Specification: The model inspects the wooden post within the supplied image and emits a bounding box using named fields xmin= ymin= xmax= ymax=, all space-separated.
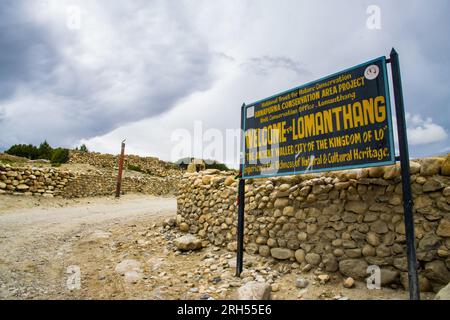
xmin=115 ymin=139 xmax=126 ymax=198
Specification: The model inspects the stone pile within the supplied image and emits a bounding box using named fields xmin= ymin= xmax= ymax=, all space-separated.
xmin=176 ymin=156 xmax=450 ymax=293
xmin=68 ymin=151 xmax=182 ymax=178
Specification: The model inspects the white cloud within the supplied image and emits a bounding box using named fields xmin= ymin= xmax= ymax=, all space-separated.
xmin=406 ymin=113 xmax=448 ymax=145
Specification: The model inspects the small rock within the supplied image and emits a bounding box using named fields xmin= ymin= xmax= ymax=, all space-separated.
xmin=173 ymin=234 xmax=202 ymax=251
xmin=236 ymin=281 xmax=271 ymax=300
xmin=115 ymin=259 xmax=142 ymax=275
xmin=124 ymin=270 xmax=143 ymax=284
xmin=179 ymin=222 xmax=189 ymax=232
xmin=301 ymin=264 xmax=313 ymax=273
xmin=224 ymin=176 xmax=235 ymax=186
xmin=202 ymin=175 xmax=213 ymax=185
xmin=294 ymin=249 xmax=306 ymax=263
xmin=16 ymin=184 xmax=30 ymax=190
xmin=296 ymin=278 xmax=309 ymax=289
xmin=343 ymin=277 xmax=355 ymax=288
xmin=200 ymin=293 xmax=211 ymax=300
xmin=318 ymin=274 xmax=330 ymax=284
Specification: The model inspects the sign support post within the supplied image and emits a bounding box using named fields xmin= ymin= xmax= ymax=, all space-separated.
xmin=236 ymin=177 xmax=245 ymax=277
xmin=389 ymin=48 xmax=420 ymax=300
xmin=236 ymin=53 xmax=419 ymax=296
xmin=236 ymin=103 xmax=246 ymax=277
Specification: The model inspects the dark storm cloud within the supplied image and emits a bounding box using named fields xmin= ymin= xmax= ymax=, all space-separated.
xmin=0 ymin=1 xmax=61 ymax=99
xmin=0 ymin=0 xmax=214 ymax=147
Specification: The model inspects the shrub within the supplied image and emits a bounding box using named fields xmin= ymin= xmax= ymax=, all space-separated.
xmin=51 ymin=148 xmax=69 ymax=164
xmin=175 ymin=157 xmax=192 ymax=169
xmin=205 ymin=160 xmax=230 ymax=171
xmin=5 ymin=144 xmax=40 ymax=160
xmin=127 ymin=164 xmax=142 ymax=172
xmin=79 ymin=144 xmax=89 ymax=153
xmin=38 ymin=141 xmax=53 ymax=160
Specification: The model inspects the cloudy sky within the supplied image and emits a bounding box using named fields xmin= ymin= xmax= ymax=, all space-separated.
xmin=0 ymin=0 xmax=449 ymax=167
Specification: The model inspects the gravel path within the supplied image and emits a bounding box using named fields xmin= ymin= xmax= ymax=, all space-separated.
xmin=0 ymin=194 xmax=436 ymax=300
xmin=0 ymin=194 xmax=176 ymax=299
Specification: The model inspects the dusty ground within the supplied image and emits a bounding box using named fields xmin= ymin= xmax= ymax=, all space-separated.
xmin=0 ymin=194 xmax=435 ymax=300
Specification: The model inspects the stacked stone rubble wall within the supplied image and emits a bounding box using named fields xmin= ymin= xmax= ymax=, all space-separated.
xmin=176 ymin=156 xmax=450 ymax=292
xmin=68 ymin=151 xmax=181 ymax=178
xmin=0 ymin=163 xmax=178 ymax=198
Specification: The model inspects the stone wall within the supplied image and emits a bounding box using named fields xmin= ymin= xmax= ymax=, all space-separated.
xmin=0 ymin=163 xmax=178 ymax=198
xmin=62 ymin=171 xmax=177 ymax=198
xmin=0 ymin=163 xmax=74 ymax=197
xmin=68 ymin=151 xmax=182 ymax=178
xmin=176 ymin=156 xmax=450 ymax=292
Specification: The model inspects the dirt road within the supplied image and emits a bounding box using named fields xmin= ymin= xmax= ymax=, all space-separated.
xmin=0 ymin=194 xmax=435 ymax=300
xmin=0 ymin=194 xmax=176 ymax=299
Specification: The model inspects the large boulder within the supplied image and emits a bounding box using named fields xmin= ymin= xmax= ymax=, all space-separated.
xmin=423 ymin=178 xmax=445 ymax=192
xmin=400 ymin=273 xmax=432 ymax=292
xmin=420 ymin=158 xmax=444 ymax=176
xmin=410 ymin=161 xmax=421 ymax=174
xmin=322 ymin=253 xmax=339 ymax=272
xmin=434 ymin=282 xmax=450 ymax=300
xmin=370 ymin=221 xmax=389 ymax=234
xmin=201 ymin=175 xmax=213 ymax=185
xmin=305 ymin=253 xmax=322 ymax=266
xmin=274 ymin=198 xmax=290 ymax=208
xmin=339 ymin=259 xmax=369 ymax=280
xmin=345 ymin=201 xmax=368 ymax=214
xmin=270 ymin=248 xmax=293 ymax=260
xmin=224 ymin=176 xmax=235 ymax=186
xmin=380 ymin=269 xmax=400 ymax=286
xmin=186 ymin=163 xmax=197 ymax=173
xmin=423 ymin=260 xmax=450 ymax=284
xmin=368 ymin=166 xmax=385 ymax=178
xmin=173 ymin=234 xmax=203 ymax=251
xmin=418 ymin=233 xmax=441 ymax=251
xmin=294 ymin=249 xmax=306 ymax=263
xmin=441 ymin=155 xmax=450 ymax=176
xmin=236 ymin=281 xmax=271 ymax=300
xmin=437 ymin=219 xmax=450 ymax=238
